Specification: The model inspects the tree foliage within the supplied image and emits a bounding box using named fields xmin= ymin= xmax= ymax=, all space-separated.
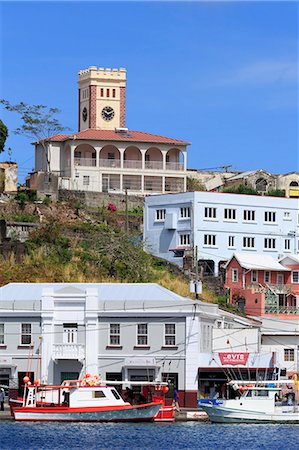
xmin=0 ymin=119 xmax=8 ymax=153
xmin=221 ymin=183 xmax=259 ymax=195
xmin=0 ymin=100 xmax=69 ymax=171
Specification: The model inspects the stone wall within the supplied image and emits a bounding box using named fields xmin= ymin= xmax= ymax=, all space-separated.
xmin=58 ymin=189 xmax=144 ymax=210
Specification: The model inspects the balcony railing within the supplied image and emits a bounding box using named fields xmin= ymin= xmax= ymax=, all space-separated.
xmin=53 ymin=344 xmax=85 ymax=361
xmin=123 ymin=160 xmax=142 ymax=169
xmin=145 ymin=161 xmax=163 ymax=170
xmin=264 ymin=306 xmax=299 ymax=315
xmin=74 ymin=158 xmax=96 ymax=167
xmin=166 ymin=162 xmax=184 ymax=171
xmin=99 ymin=159 xmax=121 ymax=168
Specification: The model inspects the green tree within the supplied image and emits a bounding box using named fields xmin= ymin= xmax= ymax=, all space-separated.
xmin=0 ymin=100 xmax=69 ymax=172
xmin=0 ymin=119 xmax=8 ymax=152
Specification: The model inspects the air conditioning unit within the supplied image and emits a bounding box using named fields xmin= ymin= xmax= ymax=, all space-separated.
xmin=115 ymin=127 xmax=129 ymax=133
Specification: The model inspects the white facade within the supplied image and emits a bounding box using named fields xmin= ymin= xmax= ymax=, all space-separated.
xmin=144 ymin=191 xmax=299 ymax=274
xmin=0 ymin=282 xmax=219 ymax=407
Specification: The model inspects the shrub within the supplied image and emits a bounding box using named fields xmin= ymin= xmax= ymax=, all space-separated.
xmin=107 ymin=202 xmax=117 ymax=212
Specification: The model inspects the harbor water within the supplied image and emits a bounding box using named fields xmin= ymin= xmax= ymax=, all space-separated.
xmin=1 ymin=421 xmax=299 ymax=449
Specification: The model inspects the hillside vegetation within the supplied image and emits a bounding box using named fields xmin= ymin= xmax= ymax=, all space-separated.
xmin=0 ymin=200 xmax=218 ymax=302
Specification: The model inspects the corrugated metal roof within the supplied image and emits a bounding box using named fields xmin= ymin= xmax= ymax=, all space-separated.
xmin=229 ymin=252 xmax=290 ymax=271
xmin=0 ymin=282 xmax=186 ymax=303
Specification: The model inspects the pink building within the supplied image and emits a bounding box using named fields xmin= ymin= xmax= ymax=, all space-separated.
xmin=225 ymin=253 xmax=299 ymax=319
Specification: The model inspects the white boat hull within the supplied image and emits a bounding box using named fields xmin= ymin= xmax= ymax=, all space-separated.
xmin=13 ymin=402 xmax=162 ymax=422
xmin=200 ymin=404 xmax=299 ymax=424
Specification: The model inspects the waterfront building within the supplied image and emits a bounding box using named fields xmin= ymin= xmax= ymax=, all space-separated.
xmin=198 ymin=310 xmax=275 ymax=398
xmin=224 ymin=253 xmax=299 ymax=318
xmin=143 ymin=191 xmax=299 ymax=275
xmin=29 ymin=67 xmax=189 ymax=197
xmin=0 ymin=282 xmax=219 ymax=407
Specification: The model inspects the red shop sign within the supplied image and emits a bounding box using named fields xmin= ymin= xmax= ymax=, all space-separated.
xmin=219 ymin=352 xmax=249 ymax=365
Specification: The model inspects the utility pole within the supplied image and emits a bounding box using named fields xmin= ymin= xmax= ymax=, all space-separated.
xmin=125 ymin=189 xmax=129 ymax=233
xmin=195 ymin=245 xmax=199 ymax=300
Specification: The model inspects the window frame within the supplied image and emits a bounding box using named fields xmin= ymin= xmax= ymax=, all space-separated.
xmin=204 ymin=207 xmax=217 ymax=219
xmin=179 ymin=234 xmax=190 ymax=247
xmin=243 ymin=236 xmax=255 ymax=249
xmin=0 ymin=323 xmax=4 ymax=345
xmin=164 ymin=323 xmax=176 ymax=347
xmin=284 ymin=348 xmax=295 ymax=362
xmin=21 ymin=323 xmax=32 ymax=345
xmin=251 ymin=270 xmax=258 ymax=283
xmin=203 ymin=234 xmax=216 ymax=247
xmin=264 ymin=211 xmax=276 ymax=223
xmin=264 ymin=271 xmax=270 ymax=283
xmin=224 ymin=208 xmax=236 ymax=221
xmin=155 ymin=209 xmax=166 ymax=222
xmin=264 ymin=238 xmax=276 ymax=250
xmin=228 ymin=236 xmax=235 ymax=248
xmin=83 ymin=175 xmax=90 ymax=186
xmin=291 ymin=271 xmax=299 ymax=283
xmin=232 ymin=268 xmax=238 ymax=283
xmin=109 ymin=323 xmax=121 ymax=346
xmin=243 ymin=210 xmax=256 ymax=222
xmin=136 ymin=323 xmax=148 ymax=346
xmin=180 ymin=207 xmax=191 ymax=219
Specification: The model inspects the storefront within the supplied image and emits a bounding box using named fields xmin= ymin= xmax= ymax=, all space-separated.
xmin=198 ymin=352 xmax=275 ymax=399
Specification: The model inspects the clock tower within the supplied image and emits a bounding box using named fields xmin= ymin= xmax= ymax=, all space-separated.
xmin=78 ymin=66 xmax=127 ymax=131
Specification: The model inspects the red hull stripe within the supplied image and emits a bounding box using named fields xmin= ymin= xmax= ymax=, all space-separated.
xmin=14 ymin=402 xmax=162 ymax=414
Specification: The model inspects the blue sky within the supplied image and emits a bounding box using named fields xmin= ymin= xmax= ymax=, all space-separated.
xmin=0 ymin=1 xmax=298 ymax=182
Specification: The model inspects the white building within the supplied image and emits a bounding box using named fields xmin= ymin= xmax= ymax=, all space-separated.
xmin=144 ymin=191 xmax=299 ymax=275
xmin=0 ymin=282 xmax=219 ymax=408
xmin=257 ymin=317 xmax=299 ymax=377
xmin=30 ymin=66 xmax=189 ymax=196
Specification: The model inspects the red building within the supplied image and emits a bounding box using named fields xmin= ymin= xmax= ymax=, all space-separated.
xmin=224 ymin=253 xmax=299 ymax=319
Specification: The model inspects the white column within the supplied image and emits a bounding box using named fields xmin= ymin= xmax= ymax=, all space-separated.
xmin=85 ymin=288 xmax=99 ymax=375
xmin=183 ymin=149 xmax=187 ymax=171
xmin=141 ymin=149 xmax=146 ymax=170
xmin=185 ymin=316 xmax=199 ymax=392
xmin=162 ymin=150 xmax=167 ymax=171
xmin=70 ymin=142 xmax=76 ymax=180
xmin=94 ymin=145 xmax=102 ymax=168
xmin=41 ymin=289 xmax=55 ymax=384
xmin=119 ymin=148 xmax=125 ymax=169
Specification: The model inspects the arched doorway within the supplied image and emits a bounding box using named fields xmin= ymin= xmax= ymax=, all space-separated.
xmin=255 ymin=178 xmax=267 ymax=192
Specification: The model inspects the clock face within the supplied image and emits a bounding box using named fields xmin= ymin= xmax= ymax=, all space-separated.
xmin=101 ymin=106 xmax=115 ymax=121
xmin=82 ymin=107 xmax=88 ymax=122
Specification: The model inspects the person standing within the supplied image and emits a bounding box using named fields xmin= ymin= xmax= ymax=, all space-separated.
xmin=0 ymin=388 xmax=5 ymax=411
xmin=173 ymin=387 xmax=180 ymax=412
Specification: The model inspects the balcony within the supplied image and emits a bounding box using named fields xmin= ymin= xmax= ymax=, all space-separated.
xmin=145 ymin=160 xmax=163 ymax=170
xmin=53 ymin=344 xmax=85 ymax=361
xmin=74 ymin=157 xmax=96 ymax=167
xmin=264 ymin=306 xmax=299 ymax=315
xmin=123 ymin=160 xmax=142 ymax=169
xmin=99 ymin=159 xmax=121 ymax=168
xmin=166 ymin=162 xmax=184 ymax=171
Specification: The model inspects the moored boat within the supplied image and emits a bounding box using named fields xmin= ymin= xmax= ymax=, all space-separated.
xmin=200 ymin=380 xmax=299 ymax=424
xmin=13 ymin=376 xmax=162 ymax=422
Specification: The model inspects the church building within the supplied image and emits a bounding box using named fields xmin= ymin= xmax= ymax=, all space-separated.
xmin=30 ymin=66 xmax=190 ymax=196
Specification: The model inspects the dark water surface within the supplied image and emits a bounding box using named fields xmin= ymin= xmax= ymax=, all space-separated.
xmin=1 ymin=421 xmax=298 ymax=449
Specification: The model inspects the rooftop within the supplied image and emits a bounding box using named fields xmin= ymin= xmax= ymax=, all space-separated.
xmin=227 ymin=252 xmax=290 ymax=271
xmin=39 ymin=129 xmax=190 ymax=146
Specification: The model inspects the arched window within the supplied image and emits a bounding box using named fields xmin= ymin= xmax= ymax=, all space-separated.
xmin=290 ymin=181 xmax=299 ymax=187
xmin=256 ymin=178 xmax=267 ymax=192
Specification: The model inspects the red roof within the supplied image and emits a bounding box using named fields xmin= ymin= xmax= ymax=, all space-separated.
xmin=44 ymin=129 xmax=190 ymax=145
